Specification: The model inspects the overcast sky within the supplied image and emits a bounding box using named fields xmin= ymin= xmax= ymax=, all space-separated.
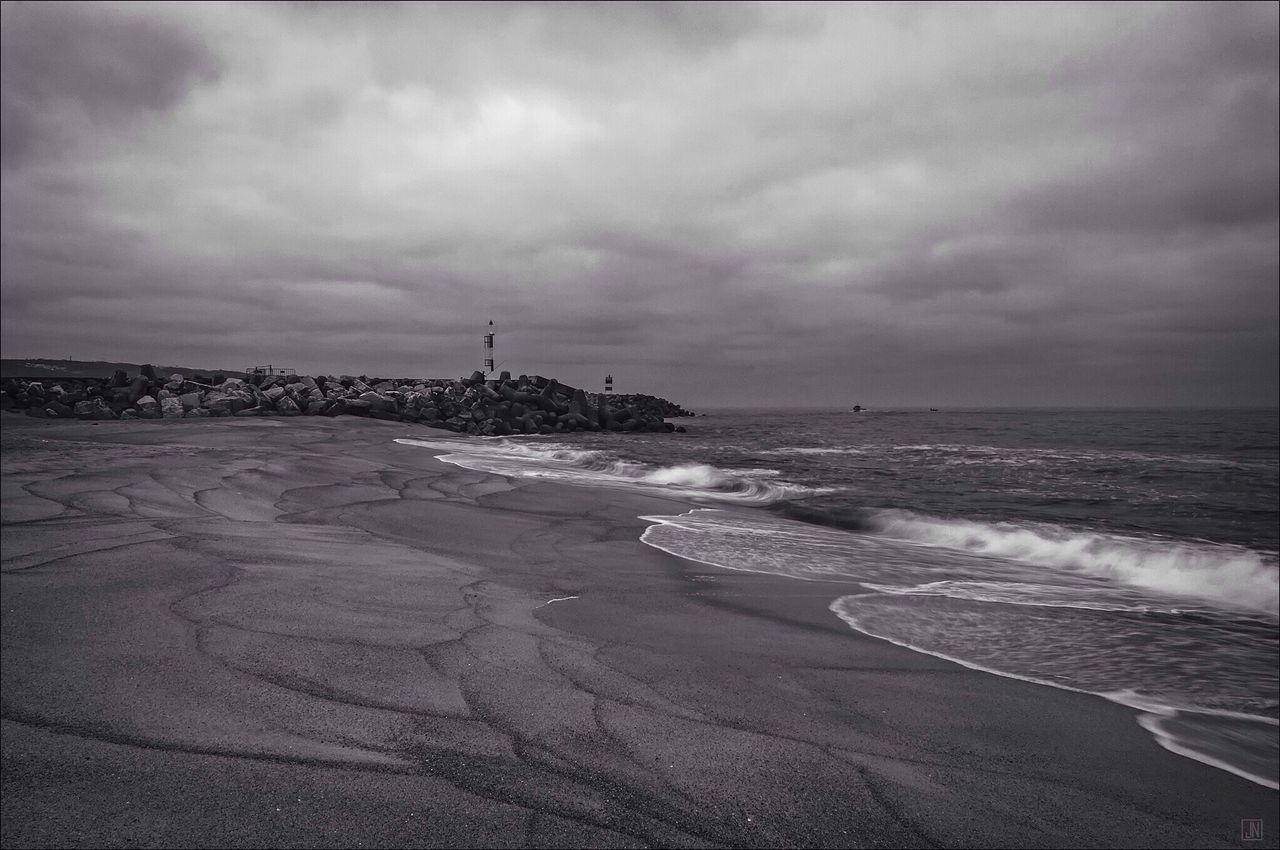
xmin=1 ymin=1 xmax=1276 ymax=407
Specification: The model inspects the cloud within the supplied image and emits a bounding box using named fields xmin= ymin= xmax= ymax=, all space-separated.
xmin=0 ymin=1 xmax=1275 ymax=406
xmin=0 ymin=1 xmax=222 ymax=168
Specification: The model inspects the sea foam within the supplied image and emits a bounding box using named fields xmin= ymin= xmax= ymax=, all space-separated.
xmin=395 ymin=437 xmax=824 ymax=504
xmin=828 ymin=594 xmax=1279 ymax=790
xmin=864 ymin=509 xmax=1280 ymax=615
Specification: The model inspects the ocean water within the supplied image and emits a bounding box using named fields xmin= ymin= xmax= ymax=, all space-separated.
xmin=397 ymin=407 xmax=1280 ymax=789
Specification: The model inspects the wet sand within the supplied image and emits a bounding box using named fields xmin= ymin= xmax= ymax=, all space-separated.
xmin=2 ymin=415 xmax=1275 ymax=848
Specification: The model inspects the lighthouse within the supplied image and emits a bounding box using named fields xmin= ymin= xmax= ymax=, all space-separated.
xmin=604 ymin=373 xmax=613 ymax=393
xmin=482 ymin=320 xmax=495 ymax=375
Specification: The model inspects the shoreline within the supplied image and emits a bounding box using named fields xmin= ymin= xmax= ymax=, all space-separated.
xmin=638 ymin=510 xmax=1279 ymax=792
xmin=3 ymin=414 xmax=1275 ymax=847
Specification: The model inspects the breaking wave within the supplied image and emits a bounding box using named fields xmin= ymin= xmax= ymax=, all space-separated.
xmin=864 ymin=509 xmax=1279 ymax=615
xmin=395 ymin=437 xmax=826 ymax=504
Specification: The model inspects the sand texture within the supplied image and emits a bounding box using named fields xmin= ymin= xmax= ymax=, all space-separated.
xmin=2 ymin=416 xmax=1275 ymax=848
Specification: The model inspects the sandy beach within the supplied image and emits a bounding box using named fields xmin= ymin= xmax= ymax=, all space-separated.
xmin=1 ymin=415 xmax=1274 ymax=849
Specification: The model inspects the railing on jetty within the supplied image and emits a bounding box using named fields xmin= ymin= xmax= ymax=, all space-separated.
xmin=245 ymin=365 xmax=296 ymax=378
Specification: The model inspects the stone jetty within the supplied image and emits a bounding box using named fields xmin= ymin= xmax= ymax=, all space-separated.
xmin=0 ymin=367 xmax=693 ymax=435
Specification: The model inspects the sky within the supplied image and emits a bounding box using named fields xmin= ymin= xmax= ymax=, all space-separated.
xmin=1 ymin=1 xmax=1276 ymax=408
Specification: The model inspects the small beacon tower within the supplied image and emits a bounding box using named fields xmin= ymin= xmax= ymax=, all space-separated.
xmin=483 ymin=320 xmax=495 ymax=375
xmin=604 ymin=374 xmax=613 ymax=393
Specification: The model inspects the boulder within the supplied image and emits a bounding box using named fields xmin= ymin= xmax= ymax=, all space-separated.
xmin=179 ymin=391 xmax=203 ymax=411
xmin=75 ymin=398 xmax=116 ymax=420
xmin=205 ymin=393 xmax=235 ymax=414
xmin=161 ymin=397 xmax=184 ymax=418
xmin=358 ymin=391 xmax=396 ymax=413
xmin=127 ymin=377 xmax=150 ymax=402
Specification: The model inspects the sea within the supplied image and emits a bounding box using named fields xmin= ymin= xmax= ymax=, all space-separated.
xmin=397 ymin=407 xmax=1279 ymax=790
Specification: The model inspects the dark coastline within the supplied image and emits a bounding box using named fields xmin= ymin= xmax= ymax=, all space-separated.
xmin=2 ymin=415 xmax=1275 ymax=848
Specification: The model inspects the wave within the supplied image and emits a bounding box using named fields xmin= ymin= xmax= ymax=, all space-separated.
xmin=857 ymin=579 xmax=1189 ymax=615
xmin=863 ymin=509 xmax=1279 ymax=615
xmin=644 ymin=504 xmax=1280 ymax=617
xmin=767 ymin=501 xmax=1279 ymax=616
xmin=639 ymin=504 xmax=1278 ymax=787
xmin=758 ymin=443 xmax=1266 ymax=469
xmin=829 ymin=594 xmax=1279 ymax=790
xmin=395 ymin=437 xmax=825 ymax=504
xmin=403 ymin=433 xmax=1276 ymax=613
xmin=757 ymin=446 xmax=871 ymax=456
xmin=771 ymin=501 xmax=880 ymax=532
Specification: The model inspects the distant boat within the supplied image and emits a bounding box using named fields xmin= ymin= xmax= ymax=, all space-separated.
xmin=930 ymin=408 xmax=939 ymax=412
xmin=851 ymin=404 xmax=863 ymax=412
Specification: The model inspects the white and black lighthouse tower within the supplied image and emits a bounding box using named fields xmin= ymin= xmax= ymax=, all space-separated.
xmin=483 ymin=320 xmax=495 ymax=375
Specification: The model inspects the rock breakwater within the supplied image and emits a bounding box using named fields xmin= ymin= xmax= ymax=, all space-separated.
xmin=0 ymin=367 xmax=692 ymax=435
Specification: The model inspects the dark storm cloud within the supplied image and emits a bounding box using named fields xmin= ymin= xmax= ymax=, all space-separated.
xmin=0 ymin=2 xmax=222 ymax=168
xmin=0 ymin=1 xmax=1275 ymax=405
xmin=1007 ymin=12 xmax=1279 ymax=238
